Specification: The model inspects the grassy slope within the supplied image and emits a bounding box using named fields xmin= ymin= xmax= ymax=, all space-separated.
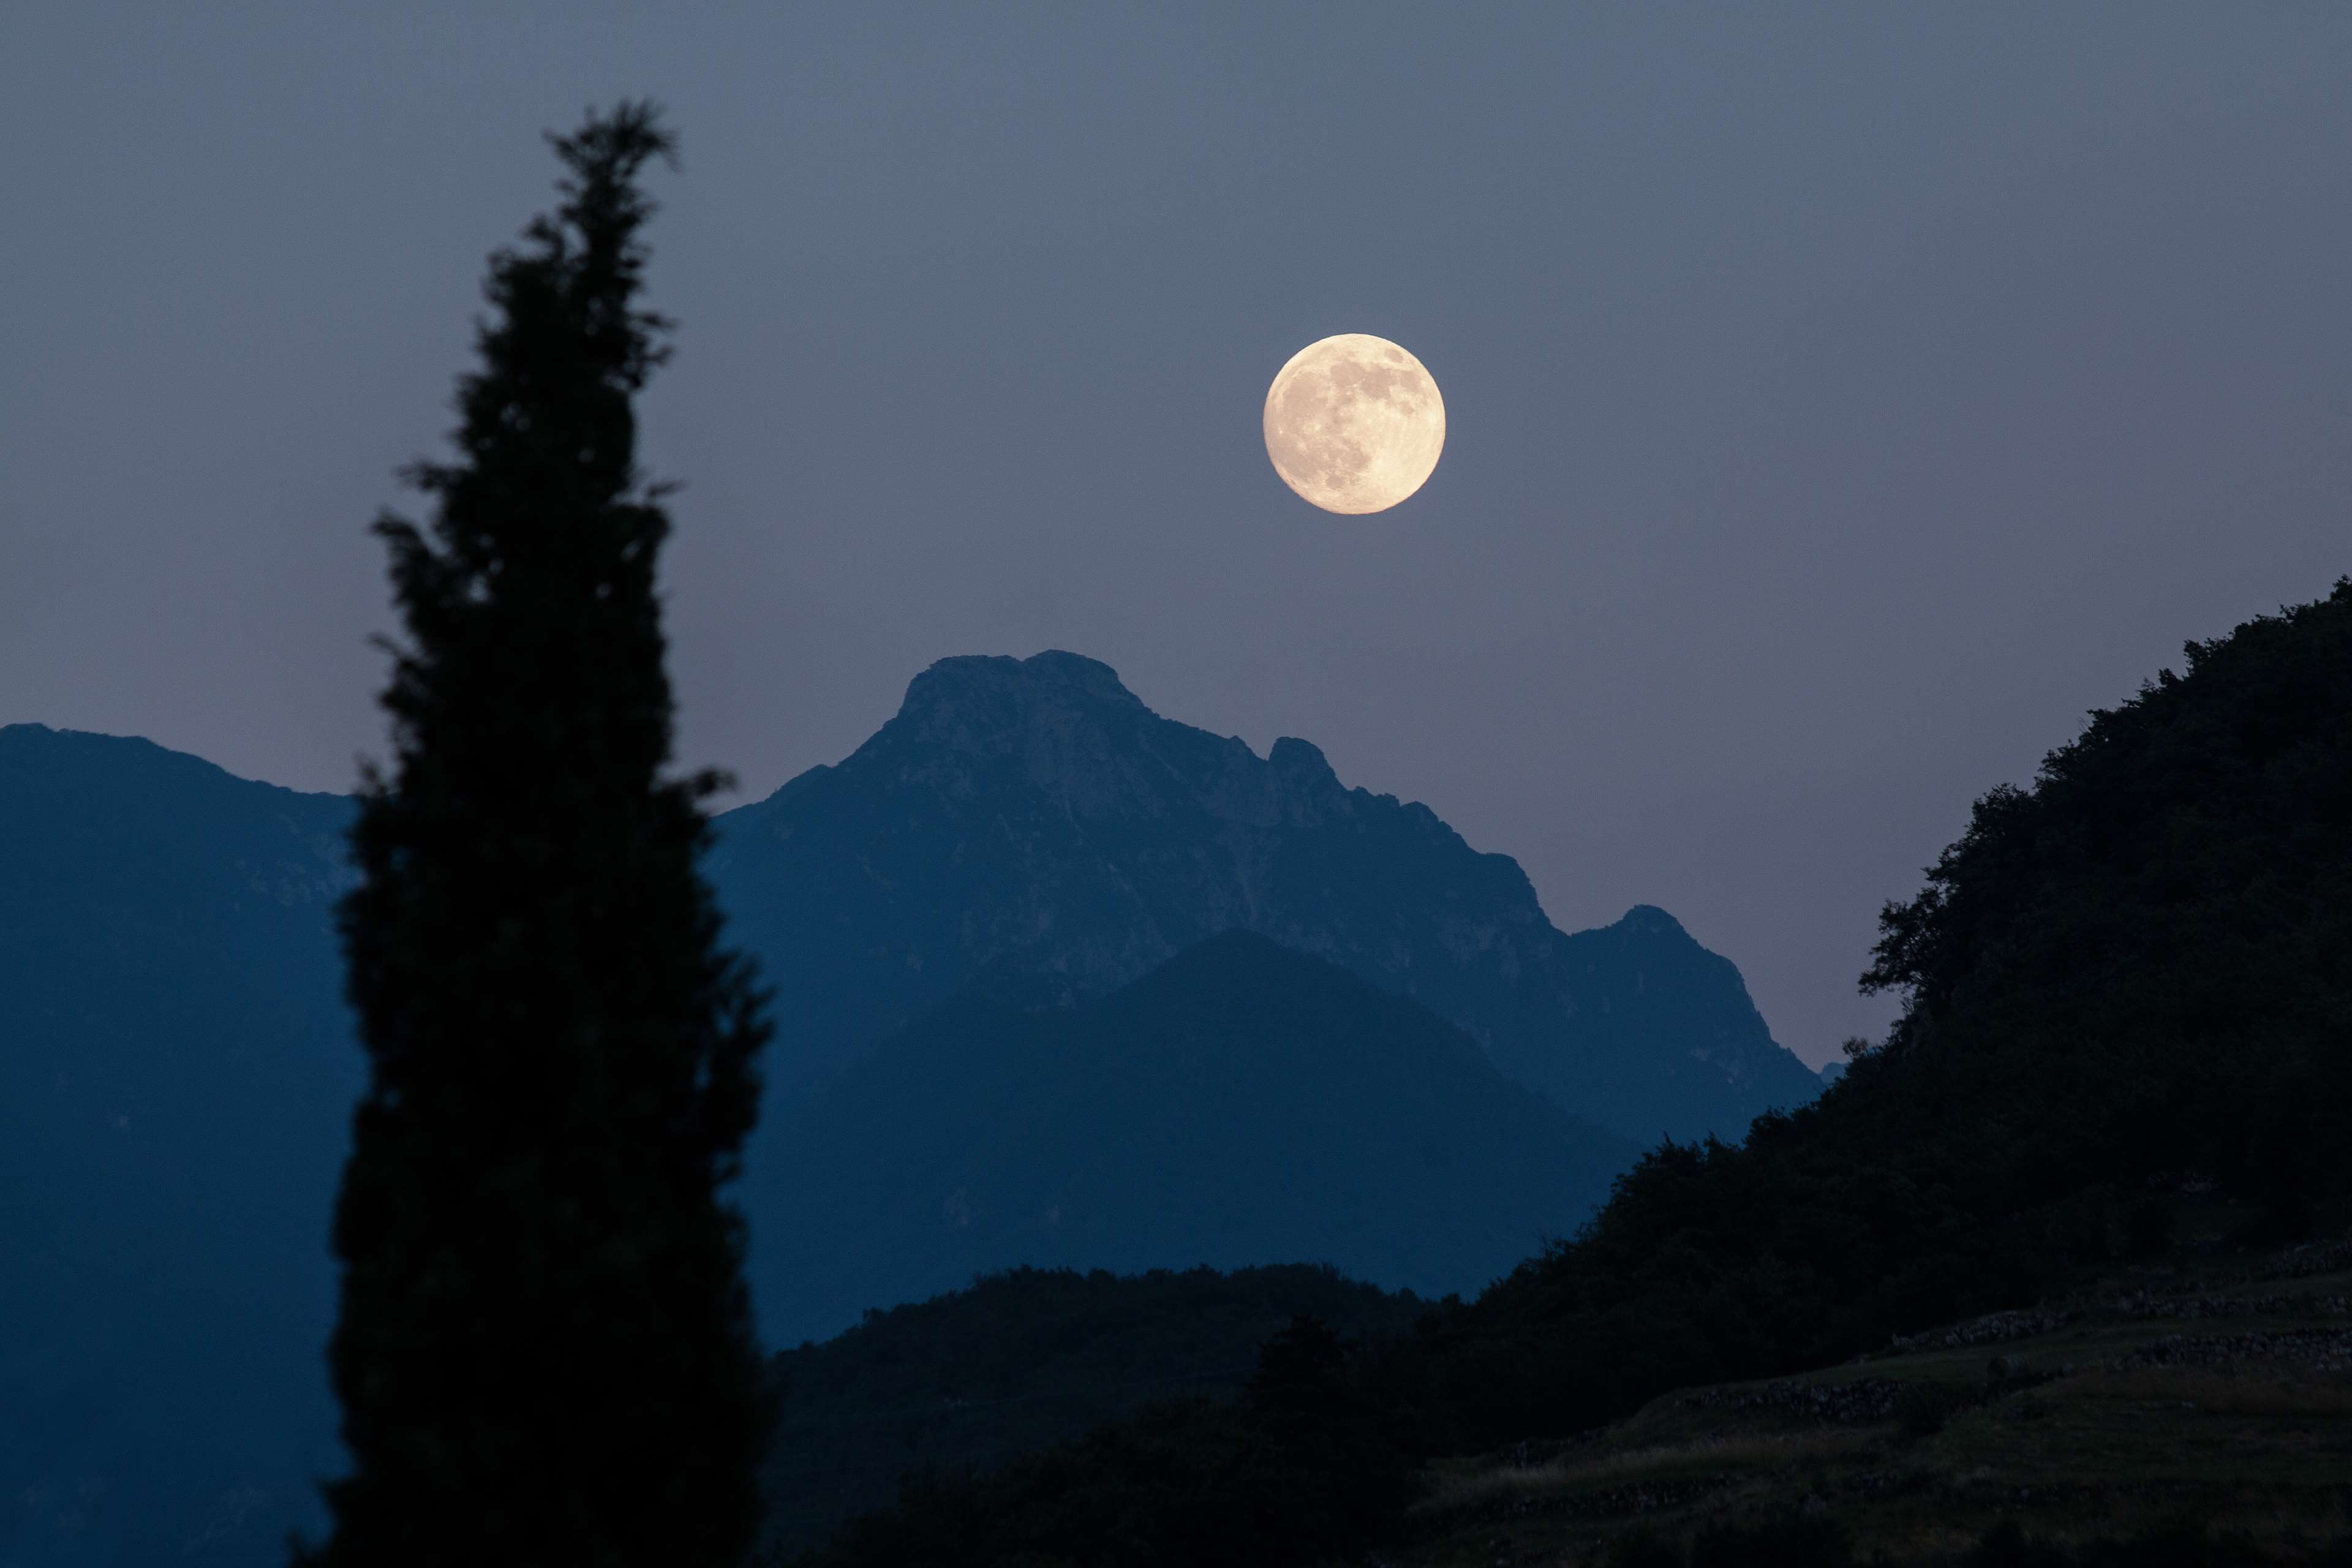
xmin=1390 ymin=1221 xmax=2352 ymax=1565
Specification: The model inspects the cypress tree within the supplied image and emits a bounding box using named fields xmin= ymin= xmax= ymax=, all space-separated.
xmin=304 ymin=104 xmax=771 ymax=1566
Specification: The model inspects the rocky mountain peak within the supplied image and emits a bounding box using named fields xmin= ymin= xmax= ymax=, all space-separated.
xmin=893 ymin=650 xmax=1147 ymax=734
xmin=856 ymin=652 xmax=1208 ymax=816
xmin=1615 ymin=905 xmax=1691 ymax=940
xmin=708 ymin=652 xmax=1823 ymax=1142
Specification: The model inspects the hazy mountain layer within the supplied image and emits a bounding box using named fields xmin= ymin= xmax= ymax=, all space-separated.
xmin=0 ymin=724 xmax=357 ymax=1566
xmin=709 ymin=650 xmax=1820 ymax=1142
xmin=754 ymin=931 xmax=1636 ymax=1345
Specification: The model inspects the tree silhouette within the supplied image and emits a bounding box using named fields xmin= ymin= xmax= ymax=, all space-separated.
xmin=301 ymin=103 xmax=771 ymax=1566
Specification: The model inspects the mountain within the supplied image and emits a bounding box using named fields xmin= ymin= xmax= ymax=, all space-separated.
xmin=0 ymin=656 xmax=1801 ymax=1561
xmin=0 ymin=723 xmax=358 ymax=1566
xmin=708 ymin=649 xmax=1819 ymax=1142
xmin=779 ymin=590 xmax=2352 ymax=1568
xmin=752 ymin=930 xmax=1636 ymax=1345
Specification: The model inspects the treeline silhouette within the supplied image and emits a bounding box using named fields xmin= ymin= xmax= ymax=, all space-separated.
xmin=789 ymin=580 xmax=2352 ymax=1564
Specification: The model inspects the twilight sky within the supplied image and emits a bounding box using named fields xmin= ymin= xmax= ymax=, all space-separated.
xmin=5 ymin=4 xmax=2348 ymax=1065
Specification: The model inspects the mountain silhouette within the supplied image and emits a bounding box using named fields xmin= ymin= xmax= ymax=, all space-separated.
xmin=754 ymin=930 xmax=1636 ymax=1345
xmin=0 ymin=723 xmax=357 ymax=1565
xmin=0 ymin=665 xmax=1804 ymax=1561
xmin=709 ymin=650 xmax=1819 ymax=1142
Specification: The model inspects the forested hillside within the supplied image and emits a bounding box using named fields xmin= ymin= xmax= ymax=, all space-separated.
xmin=1411 ymin=577 xmax=2352 ymax=1447
xmin=758 ymin=1265 xmax=1426 ymax=1556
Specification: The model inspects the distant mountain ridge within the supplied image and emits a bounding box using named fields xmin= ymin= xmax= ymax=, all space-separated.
xmin=753 ymin=930 xmax=1636 ymax=1344
xmin=0 ymin=666 xmax=1806 ymax=1563
xmin=709 ymin=650 xmax=1819 ymax=1142
xmin=0 ymin=723 xmax=356 ymax=1565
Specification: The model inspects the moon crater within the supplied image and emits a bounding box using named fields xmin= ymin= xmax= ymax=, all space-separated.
xmin=1263 ymin=334 xmax=1445 ymax=514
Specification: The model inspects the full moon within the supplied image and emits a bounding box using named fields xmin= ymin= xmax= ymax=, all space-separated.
xmin=1262 ymin=333 xmax=1446 ymax=514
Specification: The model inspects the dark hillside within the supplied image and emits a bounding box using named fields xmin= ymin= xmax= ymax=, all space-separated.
xmin=801 ymin=1230 xmax=2352 ymax=1566
xmin=758 ymin=1264 xmax=1425 ymax=1556
xmin=1373 ymin=1227 xmax=2352 ymax=1564
xmin=1411 ymin=578 xmax=2352 ymax=1445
